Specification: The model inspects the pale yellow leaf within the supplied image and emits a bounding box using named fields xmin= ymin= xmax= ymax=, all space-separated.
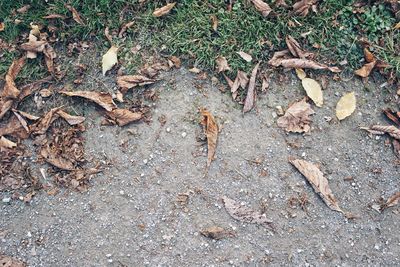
xmin=295 ymin=68 xmax=306 ymax=80
xmin=102 ymin=46 xmax=118 ymax=75
xmin=237 ymin=51 xmax=252 ymax=62
xmin=301 ymin=78 xmax=323 ymax=107
xmin=336 ymin=92 xmax=356 ymax=120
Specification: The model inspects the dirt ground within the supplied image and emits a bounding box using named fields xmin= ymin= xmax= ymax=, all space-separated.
xmin=1 ymin=62 xmax=400 ymax=266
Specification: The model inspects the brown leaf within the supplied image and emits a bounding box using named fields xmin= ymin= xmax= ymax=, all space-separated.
xmin=230 ymin=70 xmax=249 ymax=100
xmin=243 ymin=62 xmax=260 ymax=113
xmin=65 ymin=4 xmax=85 ymax=25
xmin=285 ymin=35 xmax=313 ymax=58
xmin=222 ymin=196 xmax=273 ymax=228
xmin=210 ymin=15 xmax=218 ymax=31
xmin=251 ymin=0 xmax=272 ymax=17
xmin=40 ymin=145 xmax=75 ymax=170
xmin=289 ymin=158 xmax=343 ymax=213
xmin=354 ymin=61 xmax=377 ymax=78
xmin=118 ymin=21 xmax=134 ymax=38
xmin=17 ymin=5 xmax=31 ymax=13
xmin=364 ymin=48 xmax=375 ymax=63
xmin=106 ymin=109 xmax=142 ymax=126
xmin=43 ymin=14 xmax=67 ymax=19
xmin=104 ymin=27 xmax=113 ymax=44
xmin=169 ymin=56 xmax=181 ymax=68
xmin=12 ymin=109 xmax=40 ymax=121
xmin=0 ymin=136 xmax=17 ymax=150
xmin=31 ymin=107 xmax=61 ymax=135
xmin=215 ymin=56 xmax=231 ymax=73
xmin=19 ymin=76 xmax=53 ymax=101
xmin=200 ymin=108 xmax=218 ymax=167
xmin=0 ymin=255 xmax=27 ymax=267
xmin=57 ymin=110 xmax=85 ymax=125
xmin=200 ymin=226 xmax=234 ymax=240
xmin=153 ymin=2 xmax=176 ymax=17
xmin=0 ymin=22 xmax=4 ymax=32
xmin=0 ymin=57 xmax=25 ymax=119
xmin=277 ymin=98 xmax=314 ymax=133
xmin=268 ymin=50 xmax=291 ymax=66
xmin=12 ymin=110 xmax=29 ymax=133
xmin=60 ymin=90 xmax=116 ymax=111
xmin=20 ymin=34 xmax=47 ymax=58
xmin=383 ymin=108 xmax=400 ymax=127
xmin=280 ymin=58 xmax=340 ymax=72
xmin=0 ymin=114 xmax=30 ymax=139
xmin=292 ymin=0 xmax=317 ymax=17
xmin=43 ymin=43 xmax=57 ymax=74
xmin=380 ymin=192 xmax=400 ymax=211
xmin=117 ymin=75 xmax=156 ymax=92
xmin=369 ymin=125 xmax=400 ymax=140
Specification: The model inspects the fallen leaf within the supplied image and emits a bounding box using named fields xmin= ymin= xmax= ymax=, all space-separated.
xmin=354 ymin=61 xmax=376 ymax=78
xmin=383 ymin=108 xmax=400 ymax=127
xmin=280 ymin=58 xmax=340 ymax=72
xmin=118 ymin=21 xmax=135 ymax=38
xmin=336 ymin=92 xmax=356 ymax=120
xmin=104 ymin=27 xmax=113 ymax=44
xmin=289 ymin=158 xmax=343 ymax=213
xmin=301 ymin=78 xmax=323 ymax=107
xmin=286 ymin=35 xmax=313 ymax=58
xmin=65 ymin=4 xmax=85 ymax=25
xmin=0 ymin=136 xmax=17 ymax=150
xmin=243 ymin=62 xmax=260 ymax=113
xmin=20 ymin=33 xmax=46 ymax=59
xmin=17 ymin=5 xmax=30 ymax=13
xmin=43 ymin=14 xmax=67 ymax=19
xmin=0 ymin=22 xmax=4 ymax=32
xmin=169 ymin=56 xmax=181 ymax=68
xmin=295 ymin=68 xmax=307 ymax=80
xmin=277 ymin=98 xmax=314 ymax=133
xmin=153 ymin=2 xmax=176 ymax=17
xmin=0 ymin=255 xmax=26 ymax=267
xmin=292 ymin=0 xmax=317 ymax=17
xmin=200 ymin=108 xmax=218 ymax=167
xmin=31 ymin=107 xmax=61 ymax=135
xmin=0 ymin=114 xmax=30 ymax=139
xmin=12 ymin=110 xmax=29 ymax=133
xmin=102 ymin=46 xmax=118 ymax=75
xmin=57 ymin=110 xmax=85 ymax=125
xmin=189 ymin=67 xmax=201 ymax=74
xmin=43 ymin=44 xmax=57 ymax=74
xmin=117 ymin=75 xmax=156 ymax=92
xmin=380 ymin=192 xmax=400 ymax=211
xmin=60 ymin=90 xmax=116 ymax=111
xmin=222 ymin=196 xmax=273 ymax=228
xmin=216 ymin=56 xmax=231 ymax=73
xmin=13 ymin=109 xmax=40 ymax=121
xmin=106 ymin=109 xmax=142 ymax=126
xmin=237 ymin=70 xmax=249 ymax=88
xmin=364 ymin=48 xmax=375 ymax=63
xmin=19 ymin=76 xmax=53 ymax=101
xmin=261 ymin=77 xmax=269 ymax=91
xmin=251 ymin=0 xmax=272 ymax=17
xmin=210 ymin=15 xmax=218 ymax=31
xmin=200 ymin=226 xmax=234 ymax=240
xmin=362 ymin=125 xmax=400 ymax=140
xmin=39 ymin=88 xmax=52 ymax=97
xmin=394 ymin=21 xmax=400 ymax=30
xmin=40 ymin=145 xmax=75 ymax=170
xmin=237 ymin=51 xmax=252 ymax=62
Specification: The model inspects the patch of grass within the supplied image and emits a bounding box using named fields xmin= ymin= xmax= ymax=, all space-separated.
xmin=0 ymin=0 xmax=398 ymax=78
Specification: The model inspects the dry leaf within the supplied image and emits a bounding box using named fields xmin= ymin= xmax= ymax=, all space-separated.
xmin=289 ymin=158 xmax=343 ymax=213
xmin=0 ymin=136 xmax=17 ymax=150
xmin=286 ymin=35 xmax=313 ymax=58
xmin=117 ymin=75 xmax=155 ymax=92
xmin=380 ymin=192 xmax=400 ymax=211
xmin=43 ymin=44 xmax=57 ymax=74
xmin=336 ymin=92 xmax=356 ymax=120
xmin=40 ymin=145 xmax=75 ymax=170
xmin=118 ymin=21 xmax=135 ymax=38
xmin=17 ymin=5 xmax=30 ymax=13
xmin=210 ymin=15 xmax=218 ymax=31
xmin=0 ymin=114 xmax=30 ymax=139
xmin=222 ymin=196 xmax=273 ymax=228
xmin=295 ymin=68 xmax=307 ymax=80
xmin=251 ymin=0 xmax=272 ymax=17
xmin=354 ymin=61 xmax=376 ymax=78
xmin=301 ymin=78 xmax=323 ymax=107
xmin=102 ymin=46 xmax=118 ymax=75
xmin=60 ymin=90 xmax=116 ymax=111
xmin=0 ymin=22 xmax=4 ymax=32
xmin=280 ymin=58 xmax=340 ymax=72
xmin=383 ymin=108 xmax=400 ymax=127
xmin=216 ymin=56 xmax=231 ymax=73
xmin=13 ymin=109 xmax=39 ymax=121
xmin=65 ymin=4 xmax=85 ymax=25
xmin=277 ymin=98 xmax=314 ymax=133
xmin=31 ymin=107 xmax=61 ymax=135
xmin=292 ymin=0 xmax=317 ymax=17
xmin=364 ymin=48 xmax=375 ymax=63
xmin=19 ymin=76 xmax=53 ymax=101
xmin=0 ymin=255 xmax=26 ymax=267
xmin=200 ymin=226 xmax=234 ymax=240
xmin=261 ymin=77 xmax=269 ymax=91
xmin=363 ymin=125 xmax=400 ymax=140
xmin=237 ymin=51 xmax=252 ymax=62
xmin=153 ymin=2 xmax=176 ymax=17
xmin=200 ymin=108 xmax=218 ymax=167
xmin=104 ymin=27 xmax=113 ymax=44
xmin=243 ymin=62 xmax=260 ymax=113
xmin=57 ymin=110 xmax=85 ymax=125
xmin=189 ymin=67 xmax=201 ymax=74
xmin=106 ymin=109 xmax=142 ymax=126
xmin=169 ymin=56 xmax=181 ymax=68
xmin=43 ymin=14 xmax=67 ymax=19
xmin=12 ymin=110 xmax=29 ymax=133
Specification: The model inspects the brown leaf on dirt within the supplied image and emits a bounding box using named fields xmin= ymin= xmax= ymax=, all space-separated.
xmin=31 ymin=107 xmax=61 ymax=135
xmin=117 ymin=75 xmax=156 ymax=92
xmin=60 ymin=90 xmax=116 ymax=111
xmin=354 ymin=61 xmax=376 ymax=78
xmin=210 ymin=15 xmax=218 ymax=31
xmin=43 ymin=14 xmax=67 ymax=19
xmin=200 ymin=108 xmax=218 ymax=167
xmin=57 ymin=110 xmax=85 ymax=125
xmin=368 ymin=125 xmax=400 ymax=140
xmin=43 ymin=43 xmax=57 ymax=74
xmin=0 ymin=255 xmax=27 ymax=267
xmin=200 ymin=226 xmax=235 ymax=240
xmin=383 ymin=108 xmax=400 ymax=127
xmin=0 ymin=57 xmax=25 ymax=119
xmin=65 ymin=4 xmax=85 ymax=25
xmin=222 ymin=196 xmax=273 ymax=229
xmin=380 ymin=192 xmax=400 ymax=211
xmin=13 ymin=109 xmax=40 ymax=121
xmin=153 ymin=2 xmax=176 ymax=17
xmin=0 ymin=136 xmax=17 ymax=150
xmin=118 ymin=21 xmax=134 ymax=38
xmin=277 ymin=98 xmax=314 ymax=133
xmin=243 ymin=62 xmax=260 ymax=113
xmin=237 ymin=51 xmax=252 ymax=62
xmin=289 ymin=158 xmax=343 ymax=213
xmin=12 ymin=110 xmax=29 ymax=133
xmin=286 ymin=35 xmax=313 ymax=59
xmin=0 ymin=114 xmax=30 ymax=139
xmin=106 ymin=109 xmax=142 ymax=126
xmin=19 ymin=76 xmax=53 ymax=100
xmin=168 ymin=56 xmax=181 ymax=68
xmin=268 ymin=49 xmax=291 ymax=66
xmin=292 ymin=0 xmax=317 ymax=17
xmin=216 ymin=56 xmax=231 ymax=73
xmin=251 ymin=0 xmax=272 ymax=17
xmin=40 ymin=145 xmax=75 ymax=170
xmin=139 ymin=62 xmax=169 ymax=78
xmin=230 ymin=70 xmax=249 ymax=100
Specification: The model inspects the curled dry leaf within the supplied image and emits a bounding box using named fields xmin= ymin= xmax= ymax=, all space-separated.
xmin=19 ymin=76 xmax=53 ymax=101
xmin=60 ymin=90 xmax=116 ymax=111
xmin=222 ymin=196 xmax=273 ymax=229
xmin=362 ymin=125 xmax=400 ymax=140
xmin=383 ymin=108 xmax=400 ymax=127
xmin=277 ymin=98 xmax=314 ymax=133
xmin=251 ymin=0 xmax=272 ymax=17
xmin=153 ymin=2 xmax=176 ymax=17
xmin=40 ymin=145 xmax=75 ymax=170
xmin=65 ymin=4 xmax=85 ymax=25
xmin=286 ymin=35 xmax=313 ymax=59
xmin=289 ymin=158 xmax=343 ymax=213
xmin=12 ymin=110 xmax=29 ymax=133
xmin=200 ymin=108 xmax=218 ymax=168
xmin=237 ymin=51 xmax=252 ymax=62
xmin=215 ymin=56 xmax=231 ymax=73
xmin=243 ymin=62 xmax=260 ymax=113
xmin=106 ymin=109 xmax=142 ymax=126
xmin=104 ymin=27 xmax=113 ymax=44
xmin=200 ymin=226 xmax=234 ymax=240
xmin=43 ymin=14 xmax=67 ymax=19
xmin=13 ymin=109 xmax=40 ymax=121
xmin=102 ymin=46 xmax=118 ymax=75
xmin=336 ymin=92 xmax=356 ymax=120
xmin=0 ymin=136 xmax=17 ymax=150
xmin=43 ymin=43 xmax=57 ymax=74
xmin=0 ymin=114 xmax=30 ymax=139
xmin=354 ymin=48 xmax=377 ymax=77
xmin=117 ymin=75 xmax=156 ymax=92
xmin=380 ymin=192 xmax=400 ymax=211
xmin=20 ymin=34 xmax=46 ymax=59
xmin=57 ymin=110 xmax=85 ymax=125
xmin=302 ymin=78 xmax=323 ymax=107
xmin=31 ymin=107 xmax=61 ymax=135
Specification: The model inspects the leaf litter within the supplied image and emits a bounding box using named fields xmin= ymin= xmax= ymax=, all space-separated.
xmin=200 ymin=108 xmax=219 ymax=168
xmin=277 ymin=98 xmax=314 ymax=133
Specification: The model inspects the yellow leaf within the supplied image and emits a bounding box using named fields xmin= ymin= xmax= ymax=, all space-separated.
xmin=336 ymin=92 xmax=356 ymax=120
xmin=301 ymin=78 xmax=323 ymax=107
xmin=295 ymin=68 xmax=306 ymax=80
xmin=394 ymin=22 xmax=400 ymax=30
xmin=102 ymin=46 xmax=118 ymax=75
xmin=153 ymin=3 xmax=176 ymax=17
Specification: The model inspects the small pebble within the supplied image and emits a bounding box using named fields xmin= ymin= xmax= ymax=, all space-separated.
xmin=119 ymin=190 xmax=125 ymax=195
xmin=181 ymin=132 xmax=187 ymax=138
xmin=166 ymin=127 xmax=171 ymax=133
xmin=2 ymin=197 xmax=11 ymax=203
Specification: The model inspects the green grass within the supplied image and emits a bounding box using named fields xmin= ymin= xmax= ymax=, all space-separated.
xmin=0 ymin=0 xmax=399 ymax=78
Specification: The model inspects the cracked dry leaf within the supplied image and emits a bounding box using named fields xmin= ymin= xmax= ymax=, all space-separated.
xmin=251 ymin=0 xmax=272 ymax=17
xmin=289 ymin=158 xmax=343 ymax=213
xmin=0 ymin=136 xmax=17 ymax=150
xmin=31 ymin=107 xmax=61 ymax=135
xmin=336 ymin=92 xmax=356 ymax=120
xmin=65 ymin=4 xmax=85 ymax=25
xmin=200 ymin=226 xmax=234 ymax=240
xmin=117 ymin=75 xmax=155 ymax=91
xmin=57 ymin=110 xmax=85 ymax=125
xmin=216 ymin=56 xmax=231 ymax=73
xmin=102 ymin=46 xmax=118 ymax=75
xmin=200 ymin=108 xmax=218 ymax=168
xmin=381 ymin=192 xmax=400 ymax=211
xmin=222 ymin=196 xmax=273 ymax=229
xmin=106 ymin=109 xmax=142 ymax=126
xmin=237 ymin=51 xmax=252 ymax=62
xmin=153 ymin=2 xmax=176 ymax=17
xmin=243 ymin=62 xmax=260 ymax=113
xmin=277 ymin=98 xmax=314 ymax=133
xmin=60 ymin=90 xmax=116 ymax=111
xmin=302 ymin=78 xmax=323 ymax=107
